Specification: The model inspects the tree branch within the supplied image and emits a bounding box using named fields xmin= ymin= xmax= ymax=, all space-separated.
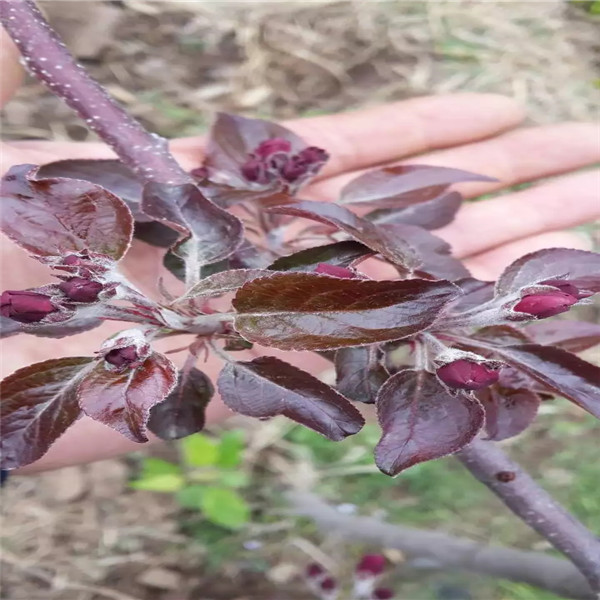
xmin=0 ymin=0 xmax=190 ymax=185
xmin=456 ymin=439 xmax=600 ymax=592
xmin=287 ymin=491 xmax=595 ymax=600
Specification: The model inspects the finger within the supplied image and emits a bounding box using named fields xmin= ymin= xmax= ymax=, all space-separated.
xmin=307 ymin=122 xmax=600 ymax=201
xmin=172 ymin=93 xmax=524 ymax=177
xmin=464 ymin=231 xmax=593 ymax=281
xmin=438 ymin=169 xmax=600 ymax=258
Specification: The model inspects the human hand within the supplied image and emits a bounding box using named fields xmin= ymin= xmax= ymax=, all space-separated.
xmin=3 ymin=33 xmax=599 ymax=473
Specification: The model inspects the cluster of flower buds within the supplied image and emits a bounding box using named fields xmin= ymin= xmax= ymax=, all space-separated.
xmin=305 ymin=554 xmax=394 ymax=600
xmin=240 ymin=137 xmax=328 ymax=188
xmin=512 ymin=279 xmax=592 ymax=319
xmin=98 ymin=329 xmax=151 ymax=371
xmin=0 ymin=252 xmax=112 ymax=325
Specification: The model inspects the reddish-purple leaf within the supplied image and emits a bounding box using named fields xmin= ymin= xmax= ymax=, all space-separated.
xmin=525 ymin=320 xmax=600 ymax=353
xmin=204 ymin=113 xmax=308 ymax=188
xmin=367 ymin=191 xmax=462 ymax=230
xmin=268 ymin=240 xmax=373 ymax=273
xmin=77 ymin=352 xmax=178 ymax=442
xmin=142 ymin=182 xmax=244 ymax=266
xmin=267 ymin=201 xmax=419 ymax=271
xmin=375 ymin=369 xmax=484 ymax=475
xmin=36 ymin=158 xmax=144 ymax=216
xmin=335 ymin=346 xmax=389 ymax=404
xmin=199 ymin=179 xmax=294 ymax=209
xmin=448 ymin=278 xmax=495 ymax=313
xmin=217 ymin=356 xmax=364 ymax=440
xmin=339 ymin=165 xmax=494 ymax=207
xmin=175 ymin=269 xmax=274 ymax=304
xmin=0 ymin=357 xmax=94 ymax=469
xmin=134 ymin=220 xmax=180 ymax=248
xmin=496 ymin=248 xmax=600 ymax=296
xmin=233 ymin=273 xmax=459 ymax=351
xmin=1 ymin=164 xmax=133 ymax=260
xmin=147 ymin=367 xmax=213 ymax=440
xmin=478 ymin=387 xmax=540 ymax=441
xmin=380 ymin=223 xmax=470 ymax=280
xmin=492 ymin=344 xmax=600 ymax=419
xmin=472 ymin=325 xmax=532 ymax=346
xmin=0 ymin=314 xmax=102 ymax=339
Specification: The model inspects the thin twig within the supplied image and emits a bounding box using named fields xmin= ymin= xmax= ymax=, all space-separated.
xmin=0 ymin=0 xmax=190 ymax=185
xmin=287 ymin=491 xmax=595 ymax=600
xmin=456 ymin=439 xmax=600 ymax=592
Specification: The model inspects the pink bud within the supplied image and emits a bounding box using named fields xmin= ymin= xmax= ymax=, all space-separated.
xmin=241 ymin=158 xmax=270 ymax=184
xmin=62 ymin=254 xmax=85 ymax=266
xmin=513 ymin=291 xmax=577 ymax=319
xmin=373 ymin=589 xmax=394 ymax=600
xmin=356 ymin=554 xmax=386 ymax=577
xmin=281 ymin=156 xmax=310 ymax=182
xmin=104 ymin=345 xmax=140 ymax=369
xmin=315 ymin=263 xmax=356 ymax=279
xmin=59 ymin=277 xmax=103 ymax=303
xmin=297 ymin=146 xmax=328 ymax=165
xmin=190 ymin=166 xmax=209 ymax=180
xmin=306 ymin=563 xmax=325 ymax=579
xmin=436 ymin=359 xmax=499 ymax=391
xmin=0 ymin=290 xmax=57 ymax=323
xmin=254 ymin=138 xmax=292 ymax=158
xmin=541 ymin=279 xmax=593 ymax=300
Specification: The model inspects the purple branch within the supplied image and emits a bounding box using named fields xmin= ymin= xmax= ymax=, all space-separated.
xmin=0 ymin=0 xmax=190 ymax=185
xmin=457 ymin=439 xmax=600 ymax=592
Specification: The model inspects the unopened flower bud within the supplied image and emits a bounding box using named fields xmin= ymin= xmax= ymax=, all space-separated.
xmin=0 ymin=290 xmax=57 ymax=323
xmin=254 ymin=138 xmax=292 ymax=158
xmin=297 ymin=146 xmax=328 ymax=165
xmin=104 ymin=345 xmax=140 ymax=369
xmin=315 ymin=263 xmax=356 ymax=279
xmin=59 ymin=277 xmax=103 ymax=303
xmin=281 ymin=156 xmax=310 ymax=182
xmin=373 ymin=589 xmax=394 ymax=600
xmin=63 ymin=254 xmax=85 ymax=266
xmin=241 ymin=158 xmax=269 ymax=184
xmin=436 ymin=359 xmax=500 ymax=391
xmin=356 ymin=554 xmax=386 ymax=578
xmin=513 ymin=291 xmax=577 ymax=319
xmin=306 ymin=563 xmax=326 ymax=579
xmin=320 ymin=576 xmax=337 ymax=592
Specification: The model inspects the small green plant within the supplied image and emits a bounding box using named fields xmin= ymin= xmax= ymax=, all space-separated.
xmin=130 ymin=429 xmax=250 ymax=530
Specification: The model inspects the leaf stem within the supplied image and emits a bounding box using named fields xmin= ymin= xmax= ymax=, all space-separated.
xmin=456 ymin=439 xmax=600 ymax=592
xmin=0 ymin=0 xmax=191 ymax=185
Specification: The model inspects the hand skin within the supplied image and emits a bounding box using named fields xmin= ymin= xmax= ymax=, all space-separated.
xmin=1 ymin=30 xmax=599 ymax=474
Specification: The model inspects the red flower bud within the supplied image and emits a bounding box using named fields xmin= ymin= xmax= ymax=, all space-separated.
xmin=320 ymin=576 xmax=337 ymax=592
xmin=281 ymin=156 xmax=310 ymax=182
xmin=513 ymin=291 xmax=577 ymax=319
xmin=315 ymin=263 xmax=356 ymax=279
xmin=240 ymin=158 xmax=269 ymax=184
xmin=436 ymin=359 xmax=500 ymax=391
xmin=254 ymin=137 xmax=292 ymax=158
xmin=373 ymin=589 xmax=394 ymax=600
xmin=356 ymin=554 xmax=386 ymax=578
xmin=297 ymin=146 xmax=328 ymax=165
xmin=104 ymin=345 xmax=140 ymax=368
xmin=0 ymin=290 xmax=57 ymax=323
xmin=306 ymin=563 xmax=326 ymax=579
xmin=63 ymin=254 xmax=85 ymax=266
xmin=59 ymin=277 xmax=103 ymax=303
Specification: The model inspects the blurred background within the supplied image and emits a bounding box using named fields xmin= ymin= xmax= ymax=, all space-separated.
xmin=1 ymin=1 xmax=599 ymax=599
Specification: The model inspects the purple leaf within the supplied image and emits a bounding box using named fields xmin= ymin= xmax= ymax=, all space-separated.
xmin=367 ymin=190 xmax=462 ymax=230
xmin=268 ymin=240 xmax=373 ymax=273
xmin=217 ymin=356 xmax=364 ymax=440
xmin=448 ymin=278 xmax=495 ymax=313
xmin=147 ymin=367 xmax=213 ymax=440
xmin=199 ymin=179 xmax=294 ymax=209
xmin=380 ymin=223 xmax=470 ymax=280
xmin=36 ymin=158 xmax=144 ymax=216
xmin=491 ymin=344 xmax=600 ymax=419
xmin=175 ymin=269 xmax=274 ymax=304
xmin=0 ymin=357 xmax=94 ymax=469
xmin=134 ymin=220 xmax=180 ymax=248
xmin=472 ymin=325 xmax=532 ymax=346
xmin=478 ymin=387 xmax=540 ymax=441
xmin=1 ymin=164 xmax=133 ymax=260
xmin=335 ymin=346 xmax=389 ymax=404
xmin=204 ymin=113 xmax=309 ymax=188
xmin=267 ymin=201 xmax=420 ymax=271
xmin=496 ymin=248 xmax=600 ymax=296
xmin=339 ymin=164 xmax=494 ymax=207
xmin=142 ymin=182 xmax=244 ymax=266
xmin=233 ymin=273 xmax=459 ymax=351
xmin=525 ymin=320 xmax=600 ymax=353
xmin=375 ymin=369 xmax=484 ymax=475
xmin=0 ymin=314 xmax=102 ymax=339
xmin=78 ymin=352 xmax=178 ymax=442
